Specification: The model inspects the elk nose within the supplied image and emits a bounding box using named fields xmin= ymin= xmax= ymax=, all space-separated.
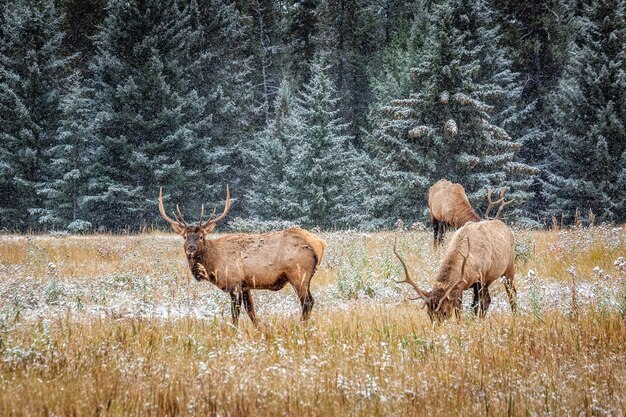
xmin=186 ymin=245 xmax=196 ymax=253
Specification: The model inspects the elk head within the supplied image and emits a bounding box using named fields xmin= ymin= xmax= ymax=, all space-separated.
xmin=158 ymin=186 xmax=231 ymax=257
xmin=393 ymin=238 xmax=470 ymax=322
xmin=485 ymin=188 xmax=514 ymax=220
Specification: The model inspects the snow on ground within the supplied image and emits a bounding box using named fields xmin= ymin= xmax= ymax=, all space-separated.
xmin=0 ymin=266 xmax=623 ymax=324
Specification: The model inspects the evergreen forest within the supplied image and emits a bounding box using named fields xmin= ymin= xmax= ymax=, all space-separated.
xmin=0 ymin=0 xmax=624 ymax=232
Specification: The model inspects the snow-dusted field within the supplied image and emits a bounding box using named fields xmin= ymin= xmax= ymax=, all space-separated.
xmin=1 ymin=228 xmax=624 ymax=322
xmin=0 ymin=263 xmax=624 ymax=323
xmin=0 ymin=227 xmax=625 ymax=416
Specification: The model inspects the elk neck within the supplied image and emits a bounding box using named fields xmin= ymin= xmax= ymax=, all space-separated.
xmin=187 ymin=238 xmax=219 ymax=282
xmin=434 ymin=250 xmax=466 ymax=288
xmin=454 ymin=207 xmax=480 ymax=226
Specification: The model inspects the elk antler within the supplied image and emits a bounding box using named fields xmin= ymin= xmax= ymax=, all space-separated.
xmin=436 ymin=238 xmax=470 ymax=312
xmin=175 ymin=204 xmax=188 ymax=227
xmin=159 ymin=187 xmax=185 ymax=229
xmin=392 ymin=238 xmax=430 ymax=302
xmin=198 ymin=204 xmax=204 ymax=226
xmin=485 ymin=188 xmax=515 ymax=220
xmin=199 ymin=206 xmax=219 ymax=228
xmin=201 ymin=185 xmax=232 ymax=230
xmin=494 ymin=189 xmax=514 ymax=220
xmin=485 ymin=188 xmax=504 ymax=219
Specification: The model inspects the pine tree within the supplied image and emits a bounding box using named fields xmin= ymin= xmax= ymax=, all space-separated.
xmin=186 ymin=0 xmax=257 ymax=213
xmin=247 ymin=80 xmax=296 ymax=221
xmin=492 ymin=0 xmax=573 ymax=222
xmin=365 ymin=0 xmax=536 ymax=227
xmin=283 ymin=0 xmax=318 ymax=87
xmin=284 ymin=57 xmax=366 ymax=228
xmin=240 ymin=0 xmax=283 ymax=126
xmin=85 ymin=0 xmax=210 ymax=230
xmin=545 ymin=0 xmax=626 ymax=223
xmin=37 ymin=78 xmax=94 ymax=230
xmin=368 ymin=11 xmax=430 ymax=133
xmin=315 ymin=0 xmax=376 ymax=145
xmin=0 ymin=0 xmax=74 ymax=231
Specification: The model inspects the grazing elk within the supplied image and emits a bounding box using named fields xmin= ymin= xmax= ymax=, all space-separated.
xmin=428 ymin=179 xmax=514 ymax=246
xmin=428 ymin=179 xmax=480 ymax=247
xmin=393 ymin=219 xmax=517 ymax=321
xmin=158 ymin=187 xmax=326 ymax=326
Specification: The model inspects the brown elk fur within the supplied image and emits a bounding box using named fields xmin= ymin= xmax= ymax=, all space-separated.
xmin=394 ymin=219 xmax=517 ymax=321
xmin=428 ymin=179 xmax=480 ymax=246
xmin=159 ymin=187 xmax=326 ymax=326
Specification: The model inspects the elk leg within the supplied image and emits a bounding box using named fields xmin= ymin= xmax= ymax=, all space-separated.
xmin=242 ymin=289 xmax=258 ymax=325
xmin=229 ymin=287 xmax=243 ymax=327
xmin=479 ymin=287 xmax=491 ymax=317
xmin=503 ymin=268 xmax=518 ymax=312
xmin=300 ymin=289 xmax=315 ymax=321
xmin=471 ymin=283 xmax=481 ymax=315
xmin=292 ymin=280 xmax=315 ymax=321
xmin=437 ymin=221 xmax=446 ymax=246
xmin=432 ymin=219 xmax=440 ymax=247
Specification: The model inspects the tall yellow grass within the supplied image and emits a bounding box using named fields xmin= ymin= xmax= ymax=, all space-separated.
xmin=0 ymin=226 xmax=624 ymax=416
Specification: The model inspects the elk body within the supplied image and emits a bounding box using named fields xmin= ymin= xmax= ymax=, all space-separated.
xmin=159 ymin=187 xmax=326 ymax=326
xmin=428 ymin=179 xmax=480 ymax=247
xmin=394 ymin=219 xmax=517 ymax=321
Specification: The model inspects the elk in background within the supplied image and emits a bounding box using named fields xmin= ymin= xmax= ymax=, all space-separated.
xmin=393 ymin=219 xmax=517 ymax=321
xmin=428 ymin=179 xmax=480 ymax=247
xmin=428 ymin=179 xmax=515 ymax=247
xmin=159 ymin=186 xmax=326 ymax=326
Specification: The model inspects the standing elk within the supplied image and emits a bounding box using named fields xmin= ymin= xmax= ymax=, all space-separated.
xmin=393 ymin=219 xmax=517 ymax=321
xmin=428 ymin=179 xmax=480 ymax=247
xmin=158 ymin=186 xmax=326 ymax=326
xmin=428 ymin=179 xmax=514 ymax=246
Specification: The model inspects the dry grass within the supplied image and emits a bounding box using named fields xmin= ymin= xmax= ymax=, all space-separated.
xmin=0 ymin=226 xmax=625 ymax=416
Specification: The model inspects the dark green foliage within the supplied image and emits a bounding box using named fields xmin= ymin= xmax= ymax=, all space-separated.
xmin=492 ymin=0 xmax=573 ymax=223
xmin=37 ymin=79 xmax=94 ymax=228
xmin=283 ymin=57 xmax=367 ymax=228
xmin=365 ymin=0 xmax=536 ymax=227
xmin=545 ymin=0 xmax=626 ymax=223
xmin=186 ymin=0 xmax=256 ymax=211
xmin=0 ymin=0 xmax=623 ymax=230
xmin=283 ymin=0 xmax=319 ymax=87
xmin=246 ymin=80 xmax=295 ymax=221
xmin=84 ymin=0 xmax=210 ymax=230
xmin=0 ymin=0 xmax=74 ymax=230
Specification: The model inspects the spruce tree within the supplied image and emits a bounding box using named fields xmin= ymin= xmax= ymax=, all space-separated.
xmin=37 ymin=78 xmax=94 ymax=229
xmin=85 ymin=0 xmax=210 ymax=230
xmin=240 ymin=0 xmax=283 ymax=126
xmin=283 ymin=0 xmax=318 ymax=87
xmin=284 ymin=57 xmax=366 ymax=229
xmin=367 ymin=10 xmax=430 ymax=135
xmin=0 ymin=0 xmax=74 ymax=231
xmin=492 ymin=0 xmax=572 ymax=222
xmin=545 ymin=0 xmax=626 ymax=222
xmin=315 ymin=0 xmax=377 ymax=144
xmin=186 ymin=0 xmax=256 ymax=210
xmin=247 ymin=80 xmax=296 ymax=221
xmin=365 ymin=0 xmax=535 ymax=227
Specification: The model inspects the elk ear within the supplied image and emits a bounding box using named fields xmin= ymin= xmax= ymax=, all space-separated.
xmin=203 ymin=223 xmax=217 ymax=233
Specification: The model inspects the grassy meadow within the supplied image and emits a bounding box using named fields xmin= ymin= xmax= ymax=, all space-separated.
xmin=0 ymin=226 xmax=625 ymax=416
